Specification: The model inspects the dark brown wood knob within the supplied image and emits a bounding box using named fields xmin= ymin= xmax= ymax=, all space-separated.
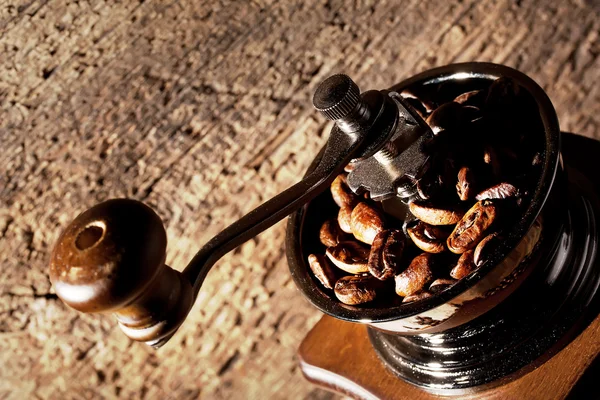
xmin=49 ymin=199 xmax=192 ymax=346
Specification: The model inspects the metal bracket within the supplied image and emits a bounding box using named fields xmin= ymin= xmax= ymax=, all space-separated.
xmin=347 ymin=92 xmax=434 ymax=201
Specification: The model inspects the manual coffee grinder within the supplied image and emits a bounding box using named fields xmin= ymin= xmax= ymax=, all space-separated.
xmin=49 ymin=63 xmax=600 ymax=397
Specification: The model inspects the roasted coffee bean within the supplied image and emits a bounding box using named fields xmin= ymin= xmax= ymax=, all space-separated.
xmin=427 ymin=104 xmax=480 ymax=139
xmin=319 ymin=219 xmax=347 ymax=247
xmin=368 ymin=229 xmax=405 ymax=281
xmin=331 ymin=174 xmax=359 ymax=208
xmin=441 ymin=156 xmax=459 ymax=186
xmin=416 ymin=154 xmax=459 ymax=200
xmin=402 ymin=96 xmax=429 ymax=119
xmin=400 ymin=89 xmax=435 ymax=113
xmin=308 ymin=254 xmax=338 ymax=289
xmin=338 ymin=205 xmax=353 ymax=234
xmin=409 ymin=201 xmax=464 ymax=226
xmin=486 ymin=145 xmax=521 ymax=176
xmin=407 ymin=222 xmax=446 ymax=254
xmin=429 ymin=278 xmax=457 ymax=294
xmin=326 ymin=241 xmax=370 ymax=274
xmin=486 ymin=77 xmax=520 ymax=110
xmin=483 ymin=145 xmax=502 ymax=178
xmin=401 ymin=214 xmax=418 ymax=237
xmin=344 ymin=163 xmax=356 ymax=173
xmin=423 ymin=224 xmax=451 ymax=240
xmin=474 ymin=232 xmax=501 ymax=266
xmin=416 ymin=176 xmax=438 ymax=200
xmin=426 ymin=102 xmax=463 ymax=134
xmin=402 ymin=291 xmax=433 ymax=303
xmin=456 ymin=166 xmax=475 ymax=201
xmin=350 ymin=202 xmax=385 ymax=245
xmin=334 ymin=275 xmax=380 ymax=305
xmin=416 ymin=168 xmax=445 ymax=200
xmin=483 ymin=146 xmax=495 ymax=164
xmin=453 ymin=89 xmax=485 ymax=107
xmin=476 ymin=183 xmax=519 ymax=201
xmin=447 ymin=200 xmax=498 ymax=254
xmin=461 ymin=105 xmax=482 ymax=124
xmin=450 ymin=250 xmax=476 ymax=279
xmin=395 ymin=253 xmax=434 ymax=297
xmin=498 ymin=146 xmax=518 ymax=163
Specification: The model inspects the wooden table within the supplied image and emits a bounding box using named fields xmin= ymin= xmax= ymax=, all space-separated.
xmin=1 ymin=1 xmax=598 ymax=398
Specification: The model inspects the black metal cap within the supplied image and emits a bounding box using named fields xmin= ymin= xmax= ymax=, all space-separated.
xmin=313 ymin=74 xmax=361 ymax=121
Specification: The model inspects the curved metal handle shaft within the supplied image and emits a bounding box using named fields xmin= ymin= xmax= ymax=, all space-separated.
xmin=182 ymin=127 xmax=366 ymax=295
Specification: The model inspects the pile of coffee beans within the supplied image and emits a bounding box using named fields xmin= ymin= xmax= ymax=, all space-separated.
xmin=307 ymin=77 xmax=544 ymax=306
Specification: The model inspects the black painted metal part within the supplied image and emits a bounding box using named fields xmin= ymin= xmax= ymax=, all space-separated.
xmin=285 ymin=63 xmax=600 ymax=391
xmin=368 ymin=146 xmax=600 ymax=392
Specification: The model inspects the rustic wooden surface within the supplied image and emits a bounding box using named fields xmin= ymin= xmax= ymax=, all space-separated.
xmin=0 ymin=0 xmax=599 ymax=399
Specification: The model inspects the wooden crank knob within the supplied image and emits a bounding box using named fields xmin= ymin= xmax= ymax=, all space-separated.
xmin=49 ymin=199 xmax=193 ymax=346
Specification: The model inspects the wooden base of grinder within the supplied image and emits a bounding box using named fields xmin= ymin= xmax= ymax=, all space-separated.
xmin=299 ymin=314 xmax=599 ymax=399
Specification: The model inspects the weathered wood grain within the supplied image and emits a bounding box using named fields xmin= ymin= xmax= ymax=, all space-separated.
xmin=0 ymin=0 xmax=598 ymax=399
